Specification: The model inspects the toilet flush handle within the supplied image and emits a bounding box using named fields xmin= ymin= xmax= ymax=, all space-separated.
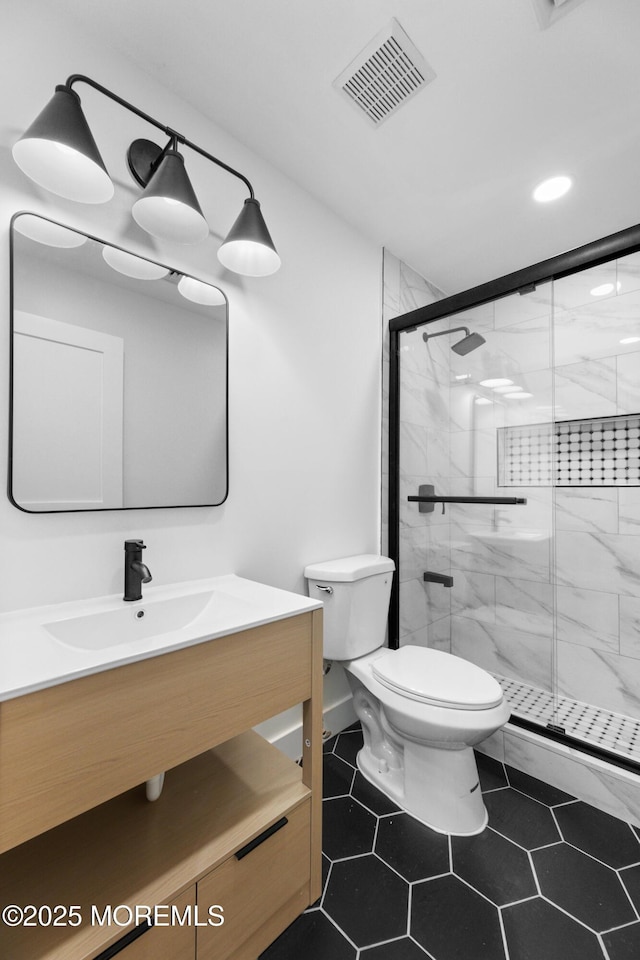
xmin=315 ymin=584 xmax=333 ymax=595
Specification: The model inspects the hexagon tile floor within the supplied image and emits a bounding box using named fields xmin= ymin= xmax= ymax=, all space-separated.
xmin=260 ymin=723 xmax=640 ymax=960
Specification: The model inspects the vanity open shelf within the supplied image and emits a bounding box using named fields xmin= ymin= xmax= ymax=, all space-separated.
xmin=0 ymin=732 xmax=313 ymax=960
xmin=0 ymin=586 xmax=323 ymax=960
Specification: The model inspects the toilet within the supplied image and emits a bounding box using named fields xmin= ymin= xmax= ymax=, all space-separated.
xmin=304 ymin=554 xmax=510 ymax=836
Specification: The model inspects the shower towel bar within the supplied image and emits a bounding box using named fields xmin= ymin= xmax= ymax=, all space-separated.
xmin=408 ymin=495 xmax=527 ymax=505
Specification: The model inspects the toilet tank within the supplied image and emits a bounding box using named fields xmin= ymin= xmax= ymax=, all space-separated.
xmin=304 ymin=555 xmax=395 ymax=660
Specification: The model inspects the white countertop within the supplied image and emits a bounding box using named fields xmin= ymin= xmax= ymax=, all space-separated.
xmin=0 ymin=575 xmax=322 ymax=702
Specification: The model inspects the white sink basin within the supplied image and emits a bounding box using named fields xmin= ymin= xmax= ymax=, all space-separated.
xmin=45 ymin=590 xmax=217 ymax=649
xmin=0 ymin=575 xmax=322 ymax=701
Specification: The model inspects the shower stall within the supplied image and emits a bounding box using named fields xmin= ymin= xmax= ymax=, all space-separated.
xmin=388 ymin=224 xmax=640 ymax=775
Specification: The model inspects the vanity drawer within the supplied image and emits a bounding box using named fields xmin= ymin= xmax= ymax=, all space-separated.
xmin=196 ymin=799 xmax=311 ymax=960
xmin=94 ymin=888 xmax=196 ymax=960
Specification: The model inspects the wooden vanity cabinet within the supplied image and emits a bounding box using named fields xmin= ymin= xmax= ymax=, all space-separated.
xmin=0 ymin=609 xmax=323 ymax=960
xmin=97 ymin=888 xmax=196 ymax=960
xmin=197 ymin=799 xmax=311 ymax=960
xmin=0 ymin=611 xmax=320 ymax=854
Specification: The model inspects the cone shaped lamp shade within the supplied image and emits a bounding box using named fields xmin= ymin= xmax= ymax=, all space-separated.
xmin=102 ymin=246 xmax=169 ymax=280
xmin=12 ymin=86 xmax=114 ymax=203
xmin=217 ymin=198 xmax=280 ymax=276
xmin=132 ymin=149 xmax=209 ymax=244
xmin=14 ymin=213 xmax=88 ymax=248
xmin=177 ymin=275 xmax=226 ymax=305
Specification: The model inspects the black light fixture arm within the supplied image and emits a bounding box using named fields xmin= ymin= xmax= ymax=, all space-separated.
xmin=65 ymin=74 xmax=255 ymax=198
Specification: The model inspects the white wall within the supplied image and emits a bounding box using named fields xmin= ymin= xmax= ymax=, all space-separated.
xmin=0 ymin=7 xmax=381 ymax=723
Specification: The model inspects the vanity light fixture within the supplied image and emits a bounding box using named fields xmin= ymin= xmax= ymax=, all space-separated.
xmin=130 ymin=138 xmax=209 ymax=244
xmin=101 ymin=250 xmax=224 ymax=304
xmin=12 ymin=75 xmax=281 ymax=276
xmin=177 ymin=275 xmax=225 ymax=305
xmin=14 ymin=212 xmax=88 ymax=248
xmin=102 ymin=246 xmax=169 ymax=280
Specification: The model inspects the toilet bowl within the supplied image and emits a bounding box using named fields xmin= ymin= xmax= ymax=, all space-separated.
xmin=304 ymin=554 xmax=510 ymax=836
xmin=345 ymin=646 xmax=510 ymax=834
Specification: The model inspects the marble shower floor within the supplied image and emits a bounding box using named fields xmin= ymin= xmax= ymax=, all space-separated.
xmin=260 ymin=724 xmax=640 ymax=960
xmin=496 ymin=674 xmax=640 ymax=765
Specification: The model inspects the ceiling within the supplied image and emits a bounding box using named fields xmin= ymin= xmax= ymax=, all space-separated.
xmin=24 ymin=0 xmax=640 ymax=294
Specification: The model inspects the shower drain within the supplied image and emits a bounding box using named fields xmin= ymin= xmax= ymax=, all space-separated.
xmin=494 ymin=674 xmax=640 ymax=764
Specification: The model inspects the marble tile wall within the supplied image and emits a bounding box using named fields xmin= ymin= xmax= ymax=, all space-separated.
xmin=381 ymin=250 xmax=447 ymax=646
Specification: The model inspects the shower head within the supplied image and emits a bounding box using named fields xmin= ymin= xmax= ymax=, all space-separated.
xmin=451 ymin=331 xmax=486 ymax=355
xmin=422 ymin=325 xmax=486 ymax=355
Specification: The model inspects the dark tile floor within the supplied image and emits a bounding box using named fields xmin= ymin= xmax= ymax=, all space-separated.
xmin=261 ymin=724 xmax=640 ymax=960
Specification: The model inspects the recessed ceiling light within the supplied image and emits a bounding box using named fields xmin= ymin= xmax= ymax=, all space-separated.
xmin=590 ymin=283 xmax=615 ymax=297
xmin=474 ymin=397 xmax=493 ymax=405
xmin=533 ymin=176 xmax=572 ymax=203
xmin=480 ymin=378 xmax=513 ymax=387
xmin=493 ymin=384 xmax=521 ymax=393
xmin=455 ymin=374 xmax=471 ymax=381
xmin=504 ymin=392 xmax=533 ymax=400
xmin=620 ymin=336 xmax=640 ymax=345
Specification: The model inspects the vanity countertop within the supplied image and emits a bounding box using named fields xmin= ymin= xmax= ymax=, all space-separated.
xmin=0 ymin=575 xmax=322 ymax=702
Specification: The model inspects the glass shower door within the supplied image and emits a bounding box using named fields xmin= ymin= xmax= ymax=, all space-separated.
xmin=398 ymin=285 xmax=557 ymax=728
xmin=549 ymin=253 xmax=640 ymax=761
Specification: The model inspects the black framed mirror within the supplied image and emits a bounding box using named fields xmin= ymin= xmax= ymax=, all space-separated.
xmin=9 ymin=212 xmax=228 ymax=512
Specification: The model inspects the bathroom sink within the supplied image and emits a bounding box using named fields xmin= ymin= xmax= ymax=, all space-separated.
xmin=44 ymin=590 xmax=218 ymax=649
xmin=0 ymin=574 xmax=322 ymax=701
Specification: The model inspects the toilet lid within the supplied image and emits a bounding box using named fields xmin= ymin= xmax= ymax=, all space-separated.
xmin=372 ymin=646 xmax=503 ymax=710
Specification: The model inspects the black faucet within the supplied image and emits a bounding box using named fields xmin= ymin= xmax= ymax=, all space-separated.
xmin=423 ymin=571 xmax=454 ymax=588
xmin=124 ymin=539 xmax=153 ymax=601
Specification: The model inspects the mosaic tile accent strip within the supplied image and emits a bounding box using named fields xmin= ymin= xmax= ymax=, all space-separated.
xmin=495 ymin=674 xmax=640 ymax=764
xmin=498 ymin=414 xmax=640 ymax=487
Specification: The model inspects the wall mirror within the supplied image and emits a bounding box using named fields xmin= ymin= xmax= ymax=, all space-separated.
xmin=9 ymin=212 xmax=228 ymax=512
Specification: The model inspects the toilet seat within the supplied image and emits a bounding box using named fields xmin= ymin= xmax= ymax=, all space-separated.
xmin=372 ymin=646 xmax=503 ymax=710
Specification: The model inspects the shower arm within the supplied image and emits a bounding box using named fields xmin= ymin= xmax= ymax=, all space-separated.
xmin=422 ymin=325 xmax=470 ymax=342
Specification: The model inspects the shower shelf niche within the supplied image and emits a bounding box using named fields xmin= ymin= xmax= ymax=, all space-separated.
xmin=498 ymin=413 xmax=640 ymax=488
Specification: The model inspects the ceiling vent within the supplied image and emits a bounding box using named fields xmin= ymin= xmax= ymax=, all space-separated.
xmin=530 ymin=0 xmax=589 ymax=28
xmin=334 ymin=19 xmax=436 ymax=126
